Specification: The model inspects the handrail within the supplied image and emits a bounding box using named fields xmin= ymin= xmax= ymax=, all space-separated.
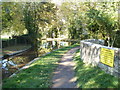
xmin=0 ymin=46 xmax=32 ymax=60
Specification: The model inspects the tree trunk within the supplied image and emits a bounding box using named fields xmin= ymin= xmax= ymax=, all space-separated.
xmin=54 ymin=29 xmax=59 ymax=48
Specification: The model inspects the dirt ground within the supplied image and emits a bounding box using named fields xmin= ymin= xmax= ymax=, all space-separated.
xmin=52 ymin=47 xmax=80 ymax=88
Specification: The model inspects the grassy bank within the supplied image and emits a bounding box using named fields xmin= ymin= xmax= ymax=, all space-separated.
xmin=74 ymin=50 xmax=119 ymax=88
xmin=3 ymin=44 xmax=79 ymax=88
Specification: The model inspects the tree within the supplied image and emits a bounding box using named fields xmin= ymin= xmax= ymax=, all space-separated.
xmin=60 ymin=2 xmax=89 ymax=44
xmin=23 ymin=2 xmax=58 ymax=55
xmin=86 ymin=2 xmax=118 ymax=47
xmin=2 ymin=2 xmax=26 ymax=36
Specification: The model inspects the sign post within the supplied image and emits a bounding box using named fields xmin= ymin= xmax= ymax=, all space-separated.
xmin=100 ymin=48 xmax=114 ymax=67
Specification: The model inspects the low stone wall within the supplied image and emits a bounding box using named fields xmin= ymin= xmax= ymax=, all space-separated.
xmin=80 ymin=39 xmax=120 ymax=77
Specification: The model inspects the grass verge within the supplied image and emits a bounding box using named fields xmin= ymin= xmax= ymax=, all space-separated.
xmin=74 ymin=49 xmax=119 ymax=88
xmin=3 ymin=44 xmax=79 ymax=88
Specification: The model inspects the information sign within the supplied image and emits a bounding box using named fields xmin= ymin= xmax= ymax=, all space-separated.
xmin=100 ymin=48 xmax=114 ymax=67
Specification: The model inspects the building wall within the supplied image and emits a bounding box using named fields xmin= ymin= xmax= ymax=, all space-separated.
xmin=80 ymin=39 xmax=120 ymax=77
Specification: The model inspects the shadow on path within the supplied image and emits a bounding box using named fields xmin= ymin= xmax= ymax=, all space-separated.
xmin=52 ymin=47 xmax=80 ymax=88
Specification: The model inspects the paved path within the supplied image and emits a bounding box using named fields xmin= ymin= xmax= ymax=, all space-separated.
xmin=52 ymin=47 xmax=80 ymax=88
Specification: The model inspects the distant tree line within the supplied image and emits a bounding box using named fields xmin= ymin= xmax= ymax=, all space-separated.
xmin=2 ymin=1 xmax=120 ymax=56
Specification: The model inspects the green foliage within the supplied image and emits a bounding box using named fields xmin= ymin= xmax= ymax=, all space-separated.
xmin=74 ymin=50 xmax=119 ymax=88
xmin=2 ymin=2 xmax=119 ymax=48
xmin=2 ymin=2 xmax=26 ymax=35
xmin=114 ymin=30 xmax=120 ymax=48
xmin=85 ymin=2 xmax=119 ymax=47
xmin=86 ymin=9 xmax=100 ymax=33
xmin=59 ymin=2 xmax=119 ymax=47
xmin=2 ymin=2 xmax=13 ymax=29
xmin=3 ymin=44 xmax=79 ymax=88
xmin=23 ymin=2 xmax=40 ymax=52
xmin=2 ymin=2 xmax=59 ymax=50
xmin=23 ymin=2 xmax=58 ymax=54
xmin=60 ymin=2 xmax=83 ymax=42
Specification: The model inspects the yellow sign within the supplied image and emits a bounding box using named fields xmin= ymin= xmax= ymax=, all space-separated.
xmin=100 ymin=48 xmax=114 ymax=67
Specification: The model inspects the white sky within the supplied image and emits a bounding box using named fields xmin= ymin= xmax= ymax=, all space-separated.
xmin=51 ymin=0 xmax=63 ymax=6
xmin=0 ymin=0 xmax=119 ymax=2
xmin=51 ymin=0 xmax=119 ymax=4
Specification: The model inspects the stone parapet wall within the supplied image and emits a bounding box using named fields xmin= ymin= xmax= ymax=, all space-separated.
xmin=80 ymin=39 xmax=120 ymax=77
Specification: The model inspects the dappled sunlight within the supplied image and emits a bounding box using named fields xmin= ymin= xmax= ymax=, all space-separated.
xmin=74 ymin=50 xmax=119 ymax=88
xmin=69 ymin=77 xmax=77 ymax=83
xmin=62 ymin=55 xmax=73 ymax=59
xmin=3 ymin=45 xmax=79 ymax=88
xmin=52 ymin=75 xmax=76 ymax=88
xmin=59 ymin=61 xmax=75 ymax=66
xmin=52 ymin=77 xmax=66 ymax=88
xmin=21 ymin=65 xmax=30 ymax=70
xmin=2 ymin=0 xmax=119 ymax=88
xmin=1 ymin=0 xmax=118 ymax=89
xmin=52 ymin=47 xmax=79 ymax=88
xmin=84 ymin=80 xmax=97 ymax=87
xmin=20 ymin=80 xmax=27 ymax=84
xmin=54 ymin=78 xmax=61 ymax=82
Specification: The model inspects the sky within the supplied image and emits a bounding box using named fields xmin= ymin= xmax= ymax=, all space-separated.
xmin=0 ymin=0 xmax=119 ymax=3
xmin=51 ymin=0 xmax=119 ymax=6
